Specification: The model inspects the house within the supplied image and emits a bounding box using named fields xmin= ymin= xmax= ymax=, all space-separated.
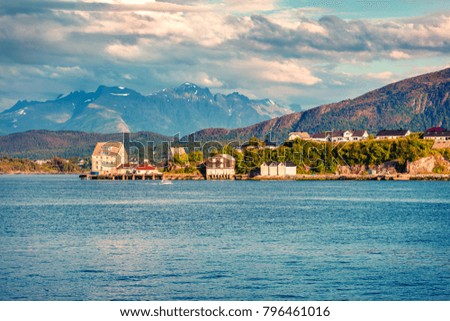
xmin=205 ymin=154 xmax=235 ymax=179
xmin=135 ymin=164 xmax=158 ymax=175
xmin=375 ymin=130 xmax=410 ymax=140
xmin=424 ymin=127 xmax=450 ymax=140
xmin=263 ymin=161 xmax=297 ymax=176
xmin=330 ymin=130 xmax=353 ymax=142
xmin=309 ymin=132 xmax=330 ymax=142
xmin=310 ymin=130 xmax=369 ymax=142
xmin=351 ymin=130 xmax=369 ymax=141
xmin=92 ymin=141 xmax=127 ymax=175
xmin=288 ymin=132 xmax=310 ymax=141
xmin=284 ymin=161 xmax=297 ymax=176
xmin=268 ymin=162 xmax=279 ymax=176
xmin=260 ymin=162 xmax=269 ymax=176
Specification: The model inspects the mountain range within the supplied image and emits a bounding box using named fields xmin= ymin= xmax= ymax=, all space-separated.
xmin=0 ymin=83 xmax=292 ymax=136
xmin=0 ymin=68 xmax=449 ymax=157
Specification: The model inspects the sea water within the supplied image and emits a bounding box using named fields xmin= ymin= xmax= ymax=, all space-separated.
xmin=0 ymin=175 xmax=449 ymax=300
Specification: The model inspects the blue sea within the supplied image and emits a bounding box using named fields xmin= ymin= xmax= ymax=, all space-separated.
xmin=0 ymin=175 xmax=449 ymax=300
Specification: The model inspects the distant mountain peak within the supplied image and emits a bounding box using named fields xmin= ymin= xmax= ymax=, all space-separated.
xmin=0 ymin=83 xmax=292 ymax=135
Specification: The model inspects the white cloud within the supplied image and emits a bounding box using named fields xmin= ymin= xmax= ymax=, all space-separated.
xmin=153 ymin=70 xmax=224 ymax=88
xmin=105 ymin=42 xmax=143 ymax=60
xmin=223 ymin=0 xmax=278 ymax=12
xmin=389 ymin=50 xmax=411 ymax=60
xmin=230 ymin=58 xmax=322 ymax=85
xmin=366 ymin=71 xmax=393 ymax=80
xmin=1 ymin=0 xmax=449 ymax=112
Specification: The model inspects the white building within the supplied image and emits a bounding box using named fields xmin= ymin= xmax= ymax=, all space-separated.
xmin=308 ymin=130 xmax=369 ymax=142
xmin=91 ymin=142 xmax=127 ymax=175
xmin=205 ymin=154 xmax=235 ymax=179
xmin=263 ymin=162 xmax=296 ymax=176
xmin=288 ymin=132 xmax=310 ymax=141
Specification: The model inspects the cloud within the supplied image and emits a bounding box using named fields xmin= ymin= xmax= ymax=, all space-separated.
xmin=389 ymin=50 xmax=411 ymax=60
xmin=366 ymin=71 xmax=393 ymax=80
xmin=0 ymin=0 xmax=449 ymax=113
xmin=105 ymin=42 xmax=143 ymax=60
xmin=250 ymin=58 xmax=322 ymax=85
xmin=224 ymin=0 xmax=278 ymax=12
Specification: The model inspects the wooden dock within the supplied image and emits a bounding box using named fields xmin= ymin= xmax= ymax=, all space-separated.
xmin=79 ymin=173 xmax=163 ymax=180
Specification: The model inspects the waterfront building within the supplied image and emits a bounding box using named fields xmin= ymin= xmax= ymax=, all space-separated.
xmin=263 ymin=161 xmax=297 ymax=176
xmin=260 ymin=162 xmax=269 ymax=176
xmin=268 ymin=162 xmax=279 ymax=176
xmin=205 ymin=154 xmax=235 ymax=179
xmin=135 ymin=164 xmax=159 ymax=175
xmin=91 ymin=142 xmax=127 ymax=175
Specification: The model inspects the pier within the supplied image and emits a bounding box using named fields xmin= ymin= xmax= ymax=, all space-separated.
xmin=79 ymin=173 xmax=163 ymax=180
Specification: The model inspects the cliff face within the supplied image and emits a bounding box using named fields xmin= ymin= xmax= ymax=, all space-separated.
xmin=192 ymin=68 xmax=450 ymax=142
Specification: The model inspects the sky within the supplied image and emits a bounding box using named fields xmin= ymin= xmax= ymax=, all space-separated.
xmin=0 ymin=0 xmax=449 ymax=111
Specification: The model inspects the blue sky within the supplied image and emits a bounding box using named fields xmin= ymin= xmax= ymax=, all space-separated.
xmin=0 ymin=0 xmax=449 ymax=111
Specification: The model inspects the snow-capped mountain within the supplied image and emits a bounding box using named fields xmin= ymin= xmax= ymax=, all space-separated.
xmin=0 ymin=83 xmax=293 ymax=135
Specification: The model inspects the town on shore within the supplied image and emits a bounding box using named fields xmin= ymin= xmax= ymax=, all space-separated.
xmin=72 ymin=127 xmax=450 ymax=181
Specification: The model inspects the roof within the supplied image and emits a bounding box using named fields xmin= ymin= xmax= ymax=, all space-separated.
xmin=425 ymin=127 xmax=446 ymax=134
xmin=289 ymin=132 xmax=310 ymax=139
xmin=424 ymin=130 xmax=450 ymax=137
xmin=92 ymin=141 xmax=124 ymax=157
xmin=267 ymin=161 xmax=296 ymax=167
xmin=331 ymin=130 xmax=367 ymax=137
xmin=331 ymin=130 xmax=346 ymax=137
xmin=376 ymin=130 xmax=410 ymax=137
xmin=311 ymin=133 xmax=328 ymax=139
xmin=209 ymin=153 xmax=235 ymax=161
xmin=352 ymin=130 xmax=368 ymax=137
xmin=136 ymin=165 xmax=157 ymax=170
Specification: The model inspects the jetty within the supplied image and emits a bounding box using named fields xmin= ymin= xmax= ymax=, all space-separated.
xmin=80 ymin=173 xmax=163 ymax=180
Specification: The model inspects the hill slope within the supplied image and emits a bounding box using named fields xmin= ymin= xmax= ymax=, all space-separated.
xmin=192 ymin=68 xmax=450 ymax=142
xmin=0 ymin=130 xmax=169 ymax=159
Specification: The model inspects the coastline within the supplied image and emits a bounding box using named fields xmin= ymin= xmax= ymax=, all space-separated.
xmin=3 ymin=171 xmax=450 ymax=181
xmin=245 ymin=174 xmax=450 ymax=181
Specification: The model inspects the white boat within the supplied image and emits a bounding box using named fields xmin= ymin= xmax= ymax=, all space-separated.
xmin=159 ymin=179 xmax=173 ymax=185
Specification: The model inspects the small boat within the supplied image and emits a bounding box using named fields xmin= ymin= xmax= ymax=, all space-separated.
xmin=159 ymin=179 xmax=173 ymax=185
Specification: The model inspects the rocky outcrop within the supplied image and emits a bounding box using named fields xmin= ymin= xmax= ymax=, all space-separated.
xmin=407 ymin=155 xmax=450 ymax=174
